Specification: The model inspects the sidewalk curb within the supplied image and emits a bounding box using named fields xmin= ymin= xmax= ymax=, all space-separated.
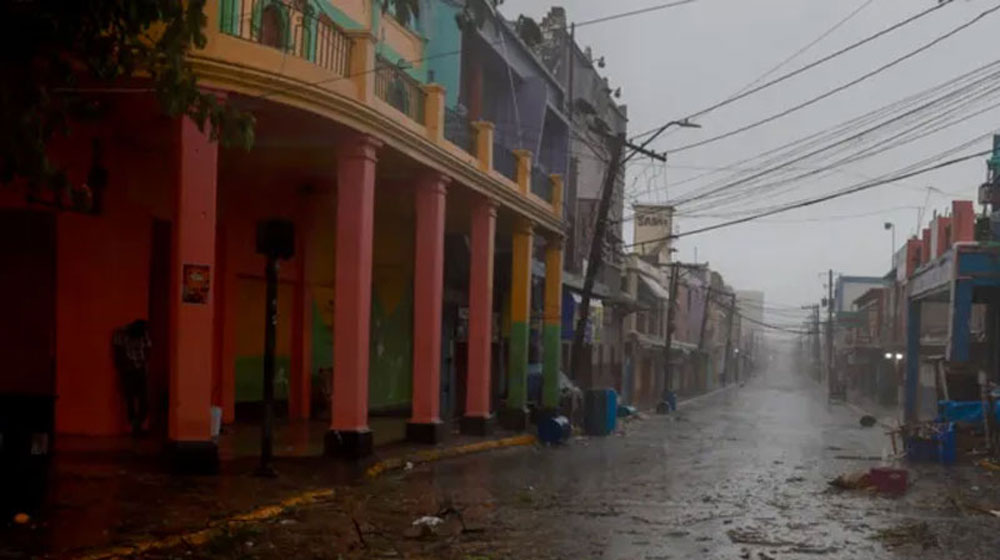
xmin=69 ymin=434 xmax=537 ymax=560
xmin=364 ymin=434 xmax=537 ymax=478
xmin=676 ymin=383 xmax=740 ymax=409
xmin=71 ymin=488 xmax=335 ymax=560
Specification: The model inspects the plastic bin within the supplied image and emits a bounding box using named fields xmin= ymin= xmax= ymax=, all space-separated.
xmin=937 ymin=422 xmax=957 ymax=465
xmin=583 ymin=389 xmax=617 ymax=436
xmin=537 ymin=415 xmax=571 ymax=445
xmin=905 ymin=422 xmax=956 ymax=464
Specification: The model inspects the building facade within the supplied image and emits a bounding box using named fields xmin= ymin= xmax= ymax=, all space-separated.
xmin=0 ymin=0 xmax=573 ymax=471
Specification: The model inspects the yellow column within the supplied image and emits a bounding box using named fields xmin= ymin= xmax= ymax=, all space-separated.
xmin=502 ymin=218 xmax=533 ymax=430
xmin=346 ymin=31 xmax=377 ymax=103
xmin=423 ymin=83 xmax=446 ymax=143
xmin=550 ymin=174 xmax=564 ymax=218
xmin=513 ymin=149 xmax=532 ymax=195
xmin=472 ymin=121 xmax=495 ymax=172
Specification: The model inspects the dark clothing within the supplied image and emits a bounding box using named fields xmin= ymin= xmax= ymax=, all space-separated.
xmin=113 ymin=323 xmax=151 ymax=435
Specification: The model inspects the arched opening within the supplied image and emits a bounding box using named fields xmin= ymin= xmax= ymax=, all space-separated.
xmin=259 ymin=4 xmax=285 ymax=49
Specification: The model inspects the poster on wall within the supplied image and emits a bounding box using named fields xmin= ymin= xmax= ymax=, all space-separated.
xmin=182 ymin=264 xmax=211 ymax=304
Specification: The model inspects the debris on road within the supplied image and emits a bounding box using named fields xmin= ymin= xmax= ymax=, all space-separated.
xmin=828 ymin=470 xmax=873 ymax=491
xmin=873 ymin=521 xmax=938 ymax=550
xmin=726 ymin=527 xmax=796 ymax=547
xmin=404 ymin=516 xmax=445 ymax=539
xmin=868 ymin=466 xmax=908 ymax=496
xmin=860 ymin=415 xmax=878 ymax=427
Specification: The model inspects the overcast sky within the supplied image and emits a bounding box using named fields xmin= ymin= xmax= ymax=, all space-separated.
xmin=499 ymin=0 xmax=999 ymax=324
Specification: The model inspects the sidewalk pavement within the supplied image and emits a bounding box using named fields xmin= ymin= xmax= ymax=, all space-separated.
xmin=0 ymin=426 xmax=535 ymax=560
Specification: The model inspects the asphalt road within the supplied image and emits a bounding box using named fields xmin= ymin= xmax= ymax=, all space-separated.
xmin=146 ymin=363 xmax=1000 ymax=559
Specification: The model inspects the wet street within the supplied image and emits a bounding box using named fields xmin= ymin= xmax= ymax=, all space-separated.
xmin=104 ymin=367 xmax=1000 ymax=558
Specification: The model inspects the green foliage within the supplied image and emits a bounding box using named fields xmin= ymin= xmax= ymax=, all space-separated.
xmin=383 ymin=0 xmax=421 ymax=28
xmin=0 ymin=0 xmax=254 ymax=193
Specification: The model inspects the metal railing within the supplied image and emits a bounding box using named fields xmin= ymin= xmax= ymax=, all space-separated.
xmin=219 ymin=0 xmax=351 ymax=77
xmin=444 ymin=108 xmax=475 ymax=155
xmin=531 ymin=165 xmax=552 ymax=202
xmin=375 ymin=55 xmax=426 ymax=124
xmin=493 ymin=142 xmax=518 ymax=183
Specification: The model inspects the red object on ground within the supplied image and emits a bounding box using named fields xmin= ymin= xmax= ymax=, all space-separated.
xmin=869 ymin=466 xmax=908 ymax=495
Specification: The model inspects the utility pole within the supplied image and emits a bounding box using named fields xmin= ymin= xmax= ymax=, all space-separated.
xmin=662 ymin=261 xmax=680 ymax=403
xmin=722 ymin=292 xmax=736 ymax=386
xmin=827 ymin=269 xmax=835 ymax=396
xmin=698 ymin=285 xmax=712 ymax=351
xmin=572 ymin=117 xmax=686 ymax=383
xmin=572 ymin=134 xmax=626 ymax=379
xmin=801 ymin=304 xmax=820 ymax=379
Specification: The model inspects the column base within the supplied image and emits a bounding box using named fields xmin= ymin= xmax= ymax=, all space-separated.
xmin=406 ymin=420 xmax=448 ymax=444
xmin=323 ymin=429 xmax=374 ymax=460
xmin=460 ymin=415 xmax=496 ymax=437
xmin=166 ymin=440 xmax=219 ymax=475
xmin=499 ymin=407 xmax=530 ymax=431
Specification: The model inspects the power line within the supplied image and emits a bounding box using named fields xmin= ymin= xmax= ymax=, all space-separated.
xmin=630 ymin=0 xmax=957 ymax=142
xmin=625 ymin=59 xmax=1000 ymax=209
xmin=664 ymin=2 xmax=1000 ymax=155
xmin=574 ymin=0 xmax=700 ymax=28
xmin=677 ymin=79 xmax=1000 ymax=212
xmin=625 ymin=58 xmax=1000 ymax=202
xmin=729 ymin=0 xmax=876 ymax=97
xmin=624 ymin=147 xmax=991 ymax=246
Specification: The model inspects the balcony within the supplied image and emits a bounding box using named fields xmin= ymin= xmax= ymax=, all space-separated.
xmin=197 ymin=1 xmax=564 ymax=230
xmin=219 ymin=0 xmax=352 ymax=77
xmin=531 ymin=165 xmax=552 ymax=203
xmin=374 ymin=55 xmax=426 ymax=125
xmin=493 ymin=142 xmax=518 ymax=183
xmin=444 ymin=108 xmax=475 ymax=156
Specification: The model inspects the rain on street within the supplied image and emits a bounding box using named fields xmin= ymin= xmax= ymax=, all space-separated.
xmin=150 ymin=364 xmax=1000 ymax=560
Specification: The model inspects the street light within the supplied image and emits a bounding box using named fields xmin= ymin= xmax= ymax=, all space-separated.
xmin=624 ymin=119 xmax=702 ymax=164
xmin=884 ymin=222 xmax=895 ymax=270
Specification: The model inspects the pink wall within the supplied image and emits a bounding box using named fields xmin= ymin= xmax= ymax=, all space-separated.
xmin=0 ymin=112 xmax=173 ymax=436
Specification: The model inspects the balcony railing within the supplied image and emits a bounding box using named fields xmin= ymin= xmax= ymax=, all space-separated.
xmin=219 ymin=0 xmax=351 ymax=77
xmin=493 ymin=142 xmax=518 ymax=183
xmin=375 ymin=55 xmax=426 ymax=124
xmin=444 ymin=108 xmax=475 ymax=155
xmin=531 ymin=165 xmax=552 ymax=202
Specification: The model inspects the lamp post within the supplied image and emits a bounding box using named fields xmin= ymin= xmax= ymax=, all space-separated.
xmin=883 ymin=222 xmax=895 ymax=271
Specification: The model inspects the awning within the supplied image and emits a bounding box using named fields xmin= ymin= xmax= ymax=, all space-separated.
xmin=640 ymin=274 xmax=670 ymax=300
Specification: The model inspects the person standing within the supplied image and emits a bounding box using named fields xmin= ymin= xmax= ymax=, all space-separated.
xmin=112 ymin=319 xmax=151 ymax=436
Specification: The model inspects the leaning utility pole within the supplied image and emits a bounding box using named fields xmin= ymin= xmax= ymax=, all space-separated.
xmin=662 ymin=261 xmax=680 ymax=401
xmin=571 ymin=134 xmax=626 ymax=379
xmin=826 ymin=269 xmax=835 ymax=394
xmin=571 ymin=117 xmax=674 ymax=382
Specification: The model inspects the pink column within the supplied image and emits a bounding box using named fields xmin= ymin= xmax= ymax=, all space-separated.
xmin=325 ymin=133 xmax=381 ymax=459
xmin=168 ymin=115 xmax=219 ymax=473
xmin=461 ymin=195 xmax=497 ymax=436
xmin=407 ymin=172 xmax=450 ymax=443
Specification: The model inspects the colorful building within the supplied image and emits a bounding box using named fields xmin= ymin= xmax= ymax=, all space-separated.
xmin=0 ymin=0 xmax=569 ymax=472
